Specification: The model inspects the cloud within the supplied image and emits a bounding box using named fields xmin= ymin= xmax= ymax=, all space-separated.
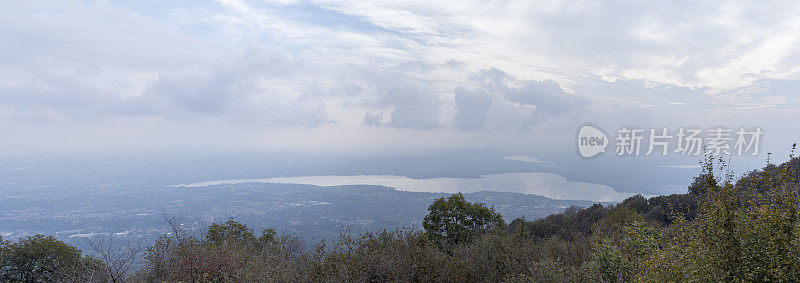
xmin=0 ymin=0 xmax=206 ymax=121
xmin=452 ymin=68 xmax=583 ymax=131
xmin=362 ymin=112 xmax=383 ymax=127
xmin=2 ymin=0 xmax=800 ymax=156
xmin=0 ymin=39 xmax=329 ymax=126
xmin=385 ymin=89 xmax=441 ymax=129
xmin=354 ymin=69 xmax=443 ymax=129
xmin=453 ymin=87 xmax=491 ymax=130
xmin=141 ymin=44 xmax=329 ymax=126
xmin=322 ymin=1 xmax=800 ymax=91
xmin=507 ymin=80 xmax=582 ymax=116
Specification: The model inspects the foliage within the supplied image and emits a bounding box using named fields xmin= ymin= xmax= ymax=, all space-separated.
xmin=0 ymin=234 xmax=105 ymax=282
xmin=634 ymin=153 xmax=800 ymax=281
xmin=422 ymin=192 xmax=506 ymax=247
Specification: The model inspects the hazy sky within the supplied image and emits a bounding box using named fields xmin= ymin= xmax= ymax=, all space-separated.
xmin=2 ymin=0 xmax=800 ymax=156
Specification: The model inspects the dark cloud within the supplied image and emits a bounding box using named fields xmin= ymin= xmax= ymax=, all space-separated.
xmin=453 ymin=87 xmax=491 ymax=130
xmin=385 ymin=87 xmax=440 ymax=129
xmin=509 ymin=80 xmax=579 ymax=116
xmin=362 ymin=112 xmax=383 ymax=127
xmin=453 ymin=68 xmax=583 ymax=131
xmin=355 ymin=69 xmax=442 ymax=129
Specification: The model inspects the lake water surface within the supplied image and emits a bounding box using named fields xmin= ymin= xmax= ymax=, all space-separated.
xmin=172 ymin=172 xmax=635 ymax=202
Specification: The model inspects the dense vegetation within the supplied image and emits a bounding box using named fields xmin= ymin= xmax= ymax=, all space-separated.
xmin=3 ymin=151 xmax=800 ymax=282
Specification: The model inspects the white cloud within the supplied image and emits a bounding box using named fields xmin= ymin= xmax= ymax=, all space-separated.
xmin=1 ymin=0 xmax=800 ymax=155
xmin=320 ymin=0 xmax=800 ymax=92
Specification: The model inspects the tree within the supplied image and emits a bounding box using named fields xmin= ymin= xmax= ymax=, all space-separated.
xmin=86 ymin=236 xmax=144 ymax=282
xmin=0 ymin=234 xmax=103 ymax=282
xmin=0 ymin=236 xmax=8 ymax=277
xmin=422 ymin=193 xmax=505 ymax=246
xmin=205 ymin=220 xmax=259 ymax=248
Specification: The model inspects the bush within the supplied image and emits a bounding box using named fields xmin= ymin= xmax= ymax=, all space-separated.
xmin=0 ymin=234 xmax=105 ymax=282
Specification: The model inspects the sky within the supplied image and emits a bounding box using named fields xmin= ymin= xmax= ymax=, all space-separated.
xmin=2 ymin=0 xmax=800 ymax=159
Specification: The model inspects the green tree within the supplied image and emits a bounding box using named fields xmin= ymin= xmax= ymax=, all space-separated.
xmin=259 ymin=228 xmax=281 ymax=246
xmin=205 ymin=220 xmax=259 ymax=248
xmin=205 ymin=220 xmax=282 ymax=249
xmin=422 ymin=193 xmax=505 ymax=246
xmin=0 ymin=234 xmax=103 ymax=282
